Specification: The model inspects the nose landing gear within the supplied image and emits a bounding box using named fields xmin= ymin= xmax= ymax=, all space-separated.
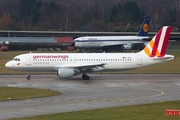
xmin=27 ymin=73 xmax=31 ymax=80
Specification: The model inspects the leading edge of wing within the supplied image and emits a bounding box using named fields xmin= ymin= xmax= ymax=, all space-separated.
xmin=54 ymin=63 xmax=106 ymax=69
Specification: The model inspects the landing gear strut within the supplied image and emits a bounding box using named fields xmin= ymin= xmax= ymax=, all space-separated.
xmin=27 ymin=73 xmax=31 ymax=80
xmin=82 ymin=74 xmax=90 ymax=80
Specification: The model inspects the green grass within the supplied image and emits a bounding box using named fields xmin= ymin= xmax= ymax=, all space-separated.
xmin=10 ymin=101 xmax=180 ymax=120
xmin=0 ymin=87 xmax=60 ymax=101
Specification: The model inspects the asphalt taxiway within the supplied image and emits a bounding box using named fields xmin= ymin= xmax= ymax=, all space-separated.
xmin=0 ymin=74 xmax=180 ymax=119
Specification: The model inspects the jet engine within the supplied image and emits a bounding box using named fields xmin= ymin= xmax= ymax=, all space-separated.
xmin=57 ymin=68 xmax=75 ymax=78
xmin=122 ymin=44 xmax=132 ymax=50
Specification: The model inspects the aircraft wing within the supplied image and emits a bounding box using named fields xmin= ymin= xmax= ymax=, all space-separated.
xmin=100 ymin=42 xmax=146 ymax=48
xmin=101 ymin=43 xmax=124 ymax=47
xmin=101 ymin=40 xmax=151 ymax=47
xmin=54 ymin=63 xmax=107 ymax=72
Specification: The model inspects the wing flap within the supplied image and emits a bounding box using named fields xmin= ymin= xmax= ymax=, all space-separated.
xmin=100 ymin=41 xmax=147 ymax=47
xmin=101 ymin=43 xmax=124 ymax=47
xmin=54 ymin=63 xmax=106 ymax=70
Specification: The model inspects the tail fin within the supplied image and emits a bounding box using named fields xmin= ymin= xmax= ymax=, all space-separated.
xmin=137 ymin=16 xmax=150 ymax=36
xmin=143 ymin=26 xmax=172 ymax=57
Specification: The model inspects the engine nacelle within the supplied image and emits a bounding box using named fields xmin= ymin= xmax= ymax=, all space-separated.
xmin=122 ymin=44 xmax=132 ymax=50
xmin=57 ymin=68 xmax=75 ymax=78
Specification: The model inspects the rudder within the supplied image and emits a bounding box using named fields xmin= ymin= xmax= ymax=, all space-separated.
xmin=143 ymin=26 xmax=172 ymax=57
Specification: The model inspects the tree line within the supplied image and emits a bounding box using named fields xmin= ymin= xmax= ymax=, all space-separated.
xmin=0 ymin=0 xmax=178 ymax=31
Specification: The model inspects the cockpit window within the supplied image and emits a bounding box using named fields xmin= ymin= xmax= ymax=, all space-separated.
xmin=12 ymin=58 xmax=20 ymax=61
xmin=12 ymin=58 xmax=16 ymax=61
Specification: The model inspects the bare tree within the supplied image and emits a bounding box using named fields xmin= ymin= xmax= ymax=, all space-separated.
xmin=0 ymin=13 xmax=12 ymax=29
xmin=149 ymin=4 xmax=167 ymax=31
xmin=174 ymin=0 xmax=180 ymax=27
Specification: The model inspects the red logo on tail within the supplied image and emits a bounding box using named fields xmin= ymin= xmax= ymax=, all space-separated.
xmin=144 ymin=26 xmax=172 ymax=57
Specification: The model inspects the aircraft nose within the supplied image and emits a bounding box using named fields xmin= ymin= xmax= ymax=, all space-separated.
xmin=5 ymin=62 xmax=9 ymax=68
xmin=5 ymin=61 xmax=12 ymax=69
xmin=71 ymin=41 xmax=75 ymax=46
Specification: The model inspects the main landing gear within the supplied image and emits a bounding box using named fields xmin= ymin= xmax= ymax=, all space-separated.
xmin=27 ymin=73 xmax=31 ymax=80
xmin=82 ymin=74 xmax=90 ymax=80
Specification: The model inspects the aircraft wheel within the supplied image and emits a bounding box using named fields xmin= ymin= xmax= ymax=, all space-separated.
xmin=27 ymin=76 xmax=31 ymax=80
xmin=85 ymin=75 xmax=90 ymax=80
xmin=82 ymin=74 xmax=90 ymax=80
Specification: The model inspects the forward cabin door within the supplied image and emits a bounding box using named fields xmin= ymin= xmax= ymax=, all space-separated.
xmin=26 ymin=55 xmax=31 ymax=65
xmin=137 ymin=55 xmax=142 ymax=65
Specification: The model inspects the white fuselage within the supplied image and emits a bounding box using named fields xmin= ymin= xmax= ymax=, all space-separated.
xmin=5 ymin=52 xmax=174 ymax=72
xmin=73 ymin=36 xmax=149 ymax=48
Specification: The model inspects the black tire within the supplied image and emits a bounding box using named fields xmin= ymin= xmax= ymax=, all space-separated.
xmin=82 ymin=74 xmax=90 ymax=80
xmin=85 ymin=75 xmax=90 ymax=80
xmin=27 ymin=76 xmax=31 ymax=80
xmin=82 ymin=74 xmax=85 ymax=80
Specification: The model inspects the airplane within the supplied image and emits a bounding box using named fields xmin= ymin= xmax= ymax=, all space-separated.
xmin=71 ymin=16 xmax=150 ymax=52
xmin=5 ymin=26 xmax=174 ymax=80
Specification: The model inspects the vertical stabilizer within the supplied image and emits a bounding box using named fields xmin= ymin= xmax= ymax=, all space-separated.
xmin=137 ymin=16 xmax=150 ymax=37
xmin=143 ymin=26 xmax=172 ymax=57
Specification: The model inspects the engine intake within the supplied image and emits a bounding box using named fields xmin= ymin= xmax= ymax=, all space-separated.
xmin=57 ymin=68 xmax=75 ymax=78
xmin=122 ymin=44 xmax=132 ymax=50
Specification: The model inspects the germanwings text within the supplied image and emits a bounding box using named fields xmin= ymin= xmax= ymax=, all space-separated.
xmin=33 ymin=55 xmax=69 ymax=59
